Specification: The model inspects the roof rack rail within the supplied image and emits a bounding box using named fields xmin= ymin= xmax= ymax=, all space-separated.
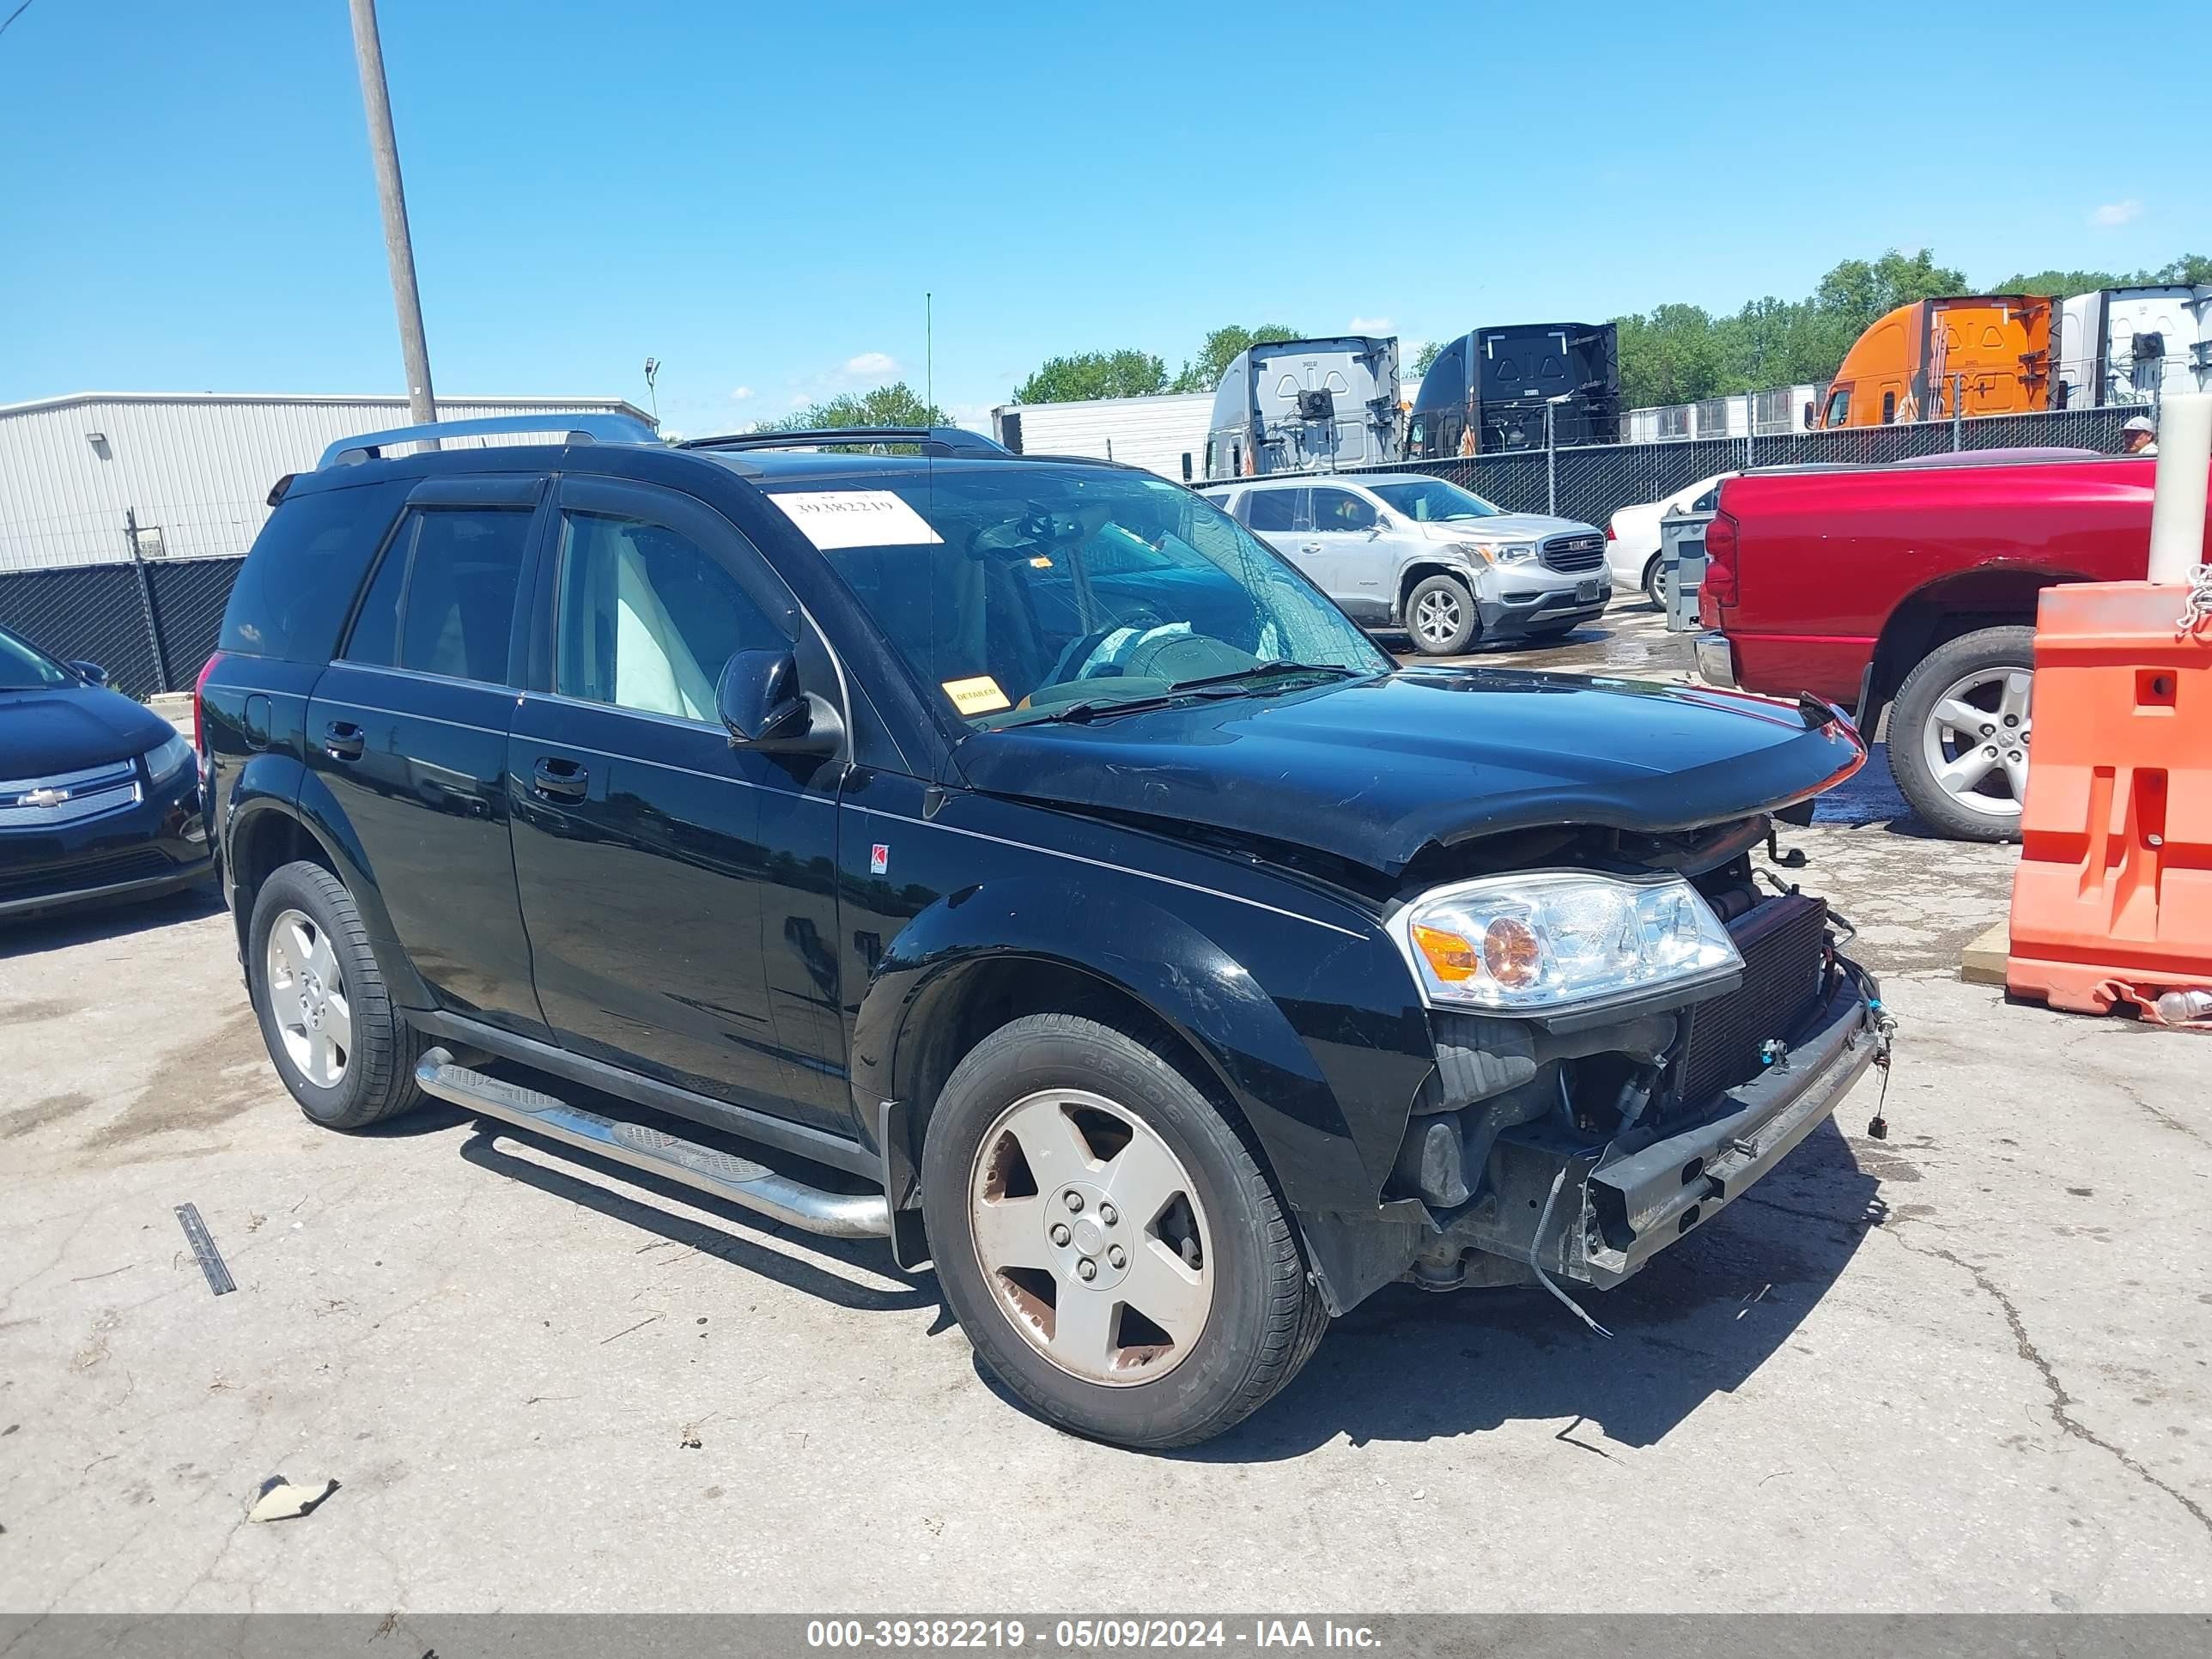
xmin=678 ymin=425 xmax=1012 ymax=459
xmin=318 ymin=412 xmax=662 ymax=470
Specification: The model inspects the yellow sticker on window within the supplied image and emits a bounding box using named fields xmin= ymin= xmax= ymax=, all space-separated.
xmin=941 ymin=675 xmax=1012 ymax=715
xmin=1029 ymin=555 xmax=1054 ymax=568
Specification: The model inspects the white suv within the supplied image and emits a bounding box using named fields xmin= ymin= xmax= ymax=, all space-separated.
xmin=1204 ymin=473 xmax=1609 ymax=655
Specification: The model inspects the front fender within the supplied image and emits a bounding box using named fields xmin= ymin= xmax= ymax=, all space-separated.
xmin=854 ymin=876 xmax=1428 ymax=1221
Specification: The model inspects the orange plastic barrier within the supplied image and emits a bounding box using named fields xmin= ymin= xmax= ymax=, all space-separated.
xmin=2007 ymin=581 xmax=2212 ymax=1015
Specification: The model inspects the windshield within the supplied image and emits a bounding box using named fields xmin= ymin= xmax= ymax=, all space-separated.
xmin=0 ymin=627 xmax=71 ymax=691
xmin=769 ymin=466 xmax=1392 ymax=726
xmin=1369 ymin=478 xmax=1504 ymax=522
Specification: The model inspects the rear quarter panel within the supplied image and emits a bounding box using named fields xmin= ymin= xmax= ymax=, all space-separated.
xmin=1712 ymin=458 xmax=2170 ymax=702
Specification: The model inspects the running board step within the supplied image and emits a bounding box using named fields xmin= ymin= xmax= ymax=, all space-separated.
xmin=416 ymin=1048 xmax=890 ymax=1240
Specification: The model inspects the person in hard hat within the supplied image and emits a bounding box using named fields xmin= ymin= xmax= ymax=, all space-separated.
xmin=2124 ymin=415 xmax=2159 ymax=456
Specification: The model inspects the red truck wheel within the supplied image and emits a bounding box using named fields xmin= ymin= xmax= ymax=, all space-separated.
xmin=1887 ymin=625 xmax=2035 ymax=842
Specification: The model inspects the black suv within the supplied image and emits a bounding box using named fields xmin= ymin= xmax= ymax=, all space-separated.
xmin=201 ymin=414 xmax=1881 ymax=1449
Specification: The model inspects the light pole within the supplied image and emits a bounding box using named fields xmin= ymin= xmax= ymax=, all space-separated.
xmin=347 ymin=0 xmax=439 ymax=446
xmin=643 ymin=357 xmax=661 ymax=424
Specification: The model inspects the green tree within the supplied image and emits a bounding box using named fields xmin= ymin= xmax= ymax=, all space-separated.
xmin=1990 ymin=253 xmax=2209 ymax=292
xmin=1992 ymin=266 xmax=2121 ymax=297
xmin=1613 ymin=303 xmax=1728 ymax=406
xmin=1411 ymin=338 xmax=1443 ymax=376
xmin=761 ymin=381 xmax=952 ymax=432
xmin=1012 ymin=349 xmax=1169 ymax=404
xmin=1813 ymin=249 xmax=1968 ymax=332
xmin=1168 ymin=324 xmax=1299 ymax=393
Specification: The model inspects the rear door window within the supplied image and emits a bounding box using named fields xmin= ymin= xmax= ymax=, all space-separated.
xmin=219 ymin=479 xmax=410 ymax=660
xmin=1245 ymin=489 xmax=1302 ymax=532
xmin=343 ymin=506 xmax=533 ymax=684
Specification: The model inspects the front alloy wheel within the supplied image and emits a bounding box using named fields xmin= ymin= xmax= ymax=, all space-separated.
xmin=921 ymin=1013 xmax=1328 ymax=1448
xmin=1406 ymin=573 xmax=1480 ymax=655
xmin=969 ymin=1088 xmax=1212 ymax=1385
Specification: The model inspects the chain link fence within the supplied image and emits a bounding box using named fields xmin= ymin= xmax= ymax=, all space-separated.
xmin=1334 ymin=402 xmax=2153 ymax=529
xmin=0 ymin=555 xmax=242 ymax=700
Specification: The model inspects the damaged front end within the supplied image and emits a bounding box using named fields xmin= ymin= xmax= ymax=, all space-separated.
xmin=1306 ymin=817 xmax=1884 ymax=1311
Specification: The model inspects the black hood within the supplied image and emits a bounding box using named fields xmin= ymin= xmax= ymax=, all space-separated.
xmin=951 ymin=669 xmax=1864 ymax=876
xmin=0 ymin=681 xmax=173 ymax=779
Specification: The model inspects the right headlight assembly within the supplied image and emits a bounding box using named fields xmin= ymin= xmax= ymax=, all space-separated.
xmin=1390 ymin=872 xmax=1742 ymax=1015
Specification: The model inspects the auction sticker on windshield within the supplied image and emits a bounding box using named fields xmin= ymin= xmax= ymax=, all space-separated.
xmin=769 ymin=489 xmax=944 ymax=550
xmin=941 ymin=675 xmax=1012 ymax=715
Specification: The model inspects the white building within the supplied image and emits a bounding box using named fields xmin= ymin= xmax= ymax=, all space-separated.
xmin=0 ymin=392 xmax=653 ymax=571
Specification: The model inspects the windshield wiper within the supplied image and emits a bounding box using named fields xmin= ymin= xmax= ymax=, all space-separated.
xmin=1002 ymin=692 xmax=1185 ymax=726
xmin=1165 ymin=661 xmax=1368 ymax=695
xmin=1000 ymin=663 xmax=1365 ymax=728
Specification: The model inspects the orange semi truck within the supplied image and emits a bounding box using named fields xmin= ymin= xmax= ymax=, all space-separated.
xmin=1815 ymin=295 xmax=2052 ymax=428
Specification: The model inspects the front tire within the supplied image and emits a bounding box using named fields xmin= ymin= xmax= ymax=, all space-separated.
xmin=1887 ymin=625 xmax=2036 ymax=842
xmin=1405 ymin=574 xmax=1480 ymax=655
xmin=246 ymin=860 xmax=428 ymax=1129
xmin=1642 ymin=556 xmax=1669 ymax=610
xmin=921 ymin=1013 xmax=1326 ymax=1449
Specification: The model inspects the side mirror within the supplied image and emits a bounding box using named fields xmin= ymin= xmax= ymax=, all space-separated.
xmin=69 ymin=659 xmax=110 ymax=686
xmin=1368 ymin=514 xmax=1390 ymax=535
xmin=716 ymin=648 xmax=842 ymax=755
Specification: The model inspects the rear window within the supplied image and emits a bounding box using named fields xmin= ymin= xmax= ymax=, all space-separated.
xmin=343 ymin=506 xmax=532 ymax=684
xmin=218 ymin=479 xmax=410 ymax=660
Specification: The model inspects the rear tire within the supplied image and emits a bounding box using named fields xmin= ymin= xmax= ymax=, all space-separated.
xmin=1405 ymin=574 xmax=1480 ymax=655
xmin=1887 ymin=625 xmax=2036 ymax=842
xmin=921 ymin=1013 xmax=1327 ymax=1449
xmin=246 ymin=860 xmax=428 ymax=1129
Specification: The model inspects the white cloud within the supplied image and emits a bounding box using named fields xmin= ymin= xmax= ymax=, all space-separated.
xmin=844 ymin=351 xmax=898 ymax=378
xmin=730 ymin=385 xmax=755 ymax=402
xmin=1350 ymin=315 xmax=1392 ymax=334
xmin=2091 ymin=199 xmax=2142 ymax=228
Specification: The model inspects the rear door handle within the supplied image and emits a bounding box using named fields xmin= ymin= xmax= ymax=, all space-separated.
xmin=532 ymin=757 xmax=588 ymax=800
xmin=322 ymin=721 xmax=364 ymax=762
xmin=1300 ymin=542 xmax=1324 ymax=554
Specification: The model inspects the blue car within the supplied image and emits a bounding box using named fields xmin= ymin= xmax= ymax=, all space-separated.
xmin=0 ymin=621 xmax=212 ymax=921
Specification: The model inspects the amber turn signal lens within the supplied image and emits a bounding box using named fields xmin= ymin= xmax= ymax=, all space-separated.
xmin=1411 ymin=922 xmax=1480 ymax=983
xmin=1482 ymin=917 xmax=1541 ymax=988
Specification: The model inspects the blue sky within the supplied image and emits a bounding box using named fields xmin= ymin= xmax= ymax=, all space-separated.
xmin=2 ymin=0 xmax=2201 ymax=436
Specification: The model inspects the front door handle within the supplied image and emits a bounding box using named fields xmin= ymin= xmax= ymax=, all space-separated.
xmin=1300 ymin=542 xmax=1324 ymax=554
xmin=532 ymin=757 xmax=589 ymax=800
xmin=322 ymin=720 xmax=365 ymax=763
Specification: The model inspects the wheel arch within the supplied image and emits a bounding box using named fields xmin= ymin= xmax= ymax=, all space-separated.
xmin=1395 ymin=559 xmax=1475 ymax=623
xmin=228 ymin=769 xmax=433 ymax=1009
xmin=1864 ymin=564 xmax=2082 ymax=730
xmin=854 ymin=878 xmax=1395 ymax=1226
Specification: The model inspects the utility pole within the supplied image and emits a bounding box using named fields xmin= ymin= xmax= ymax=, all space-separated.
xmin=347 ymin=0 xmax=439 ymax=446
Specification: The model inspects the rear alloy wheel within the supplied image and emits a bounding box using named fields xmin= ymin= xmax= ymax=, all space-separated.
xmin=1887 ymin=625 xmax=2035 ymax=842
xmin=1406 ymin=574 xmax=1480 ymax=655
xmin=922 ymin=1013 xmax=1327 ymax=1449
xmin=247 ymin=860 xmax=428 ymax=1129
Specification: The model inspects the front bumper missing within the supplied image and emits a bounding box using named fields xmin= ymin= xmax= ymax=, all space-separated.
xmin=1299 ymin=965 xmax=1879 ymax=1314
xmin=1449 ymin=972 xmax=1875 ymax=1291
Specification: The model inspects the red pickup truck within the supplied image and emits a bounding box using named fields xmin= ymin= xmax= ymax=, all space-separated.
xmin=1694 ymin=453 xmax=2203 ymax=841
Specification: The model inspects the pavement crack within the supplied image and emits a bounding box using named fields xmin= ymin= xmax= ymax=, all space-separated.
xmin=1893 ymin=1231 xmax=2212 ymax=1542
